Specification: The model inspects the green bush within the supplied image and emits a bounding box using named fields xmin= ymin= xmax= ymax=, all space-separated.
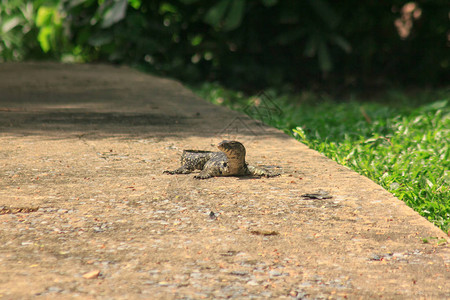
xmin=2 ymin=0 xmax=447 ymax=90
xmin=0 ymin=0 xmax=69 ymax=61
xmin=0 ymin=0 xmax=38 ymax=61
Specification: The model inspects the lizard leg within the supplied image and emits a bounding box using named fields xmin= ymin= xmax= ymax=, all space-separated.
xmin=194 ymin=170 xmax=214 ymax=179
xmin=163 ymin=166 xmax=195 ymax=175
xmin=247 ymin=165 xmax=280 ymax=177
xmin=194 ymin=167 xmax=224 ymax=179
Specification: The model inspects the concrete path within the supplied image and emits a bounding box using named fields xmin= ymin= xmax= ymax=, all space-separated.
xmin=0 ymin=62 xmax=448 ymax=299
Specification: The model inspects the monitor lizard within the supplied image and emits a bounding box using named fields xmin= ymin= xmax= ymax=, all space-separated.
xmin=164 ymin=140 xmax=280 ymax=179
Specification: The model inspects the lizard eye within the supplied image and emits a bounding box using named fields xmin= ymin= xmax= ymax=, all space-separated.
xmin=223 ymin=162 xmax=228 ymax=167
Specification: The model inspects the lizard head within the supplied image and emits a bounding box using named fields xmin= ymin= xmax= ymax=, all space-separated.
xmin=217 ymin=140 xmax=246 ymax=158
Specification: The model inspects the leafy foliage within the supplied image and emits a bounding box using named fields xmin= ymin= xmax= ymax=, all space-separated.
xmin=0 ymin=0 xmax=37 ymax=61
xmin=0 ymin=0 xmax=69 ymax=61
xmin=194 ymin=84 xmax=450 ymax=233
xmin=1 ymin=0 xmax=448 ymax=89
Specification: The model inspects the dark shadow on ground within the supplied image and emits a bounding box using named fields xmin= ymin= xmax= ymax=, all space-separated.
xmin=0 ymin=63 xmax=292 ymax=140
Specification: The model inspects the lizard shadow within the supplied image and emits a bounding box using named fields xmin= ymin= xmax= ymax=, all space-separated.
xmin=235 ymin=176 xmax=270 ymax=180
xmin=235 ymin=174 xmax=282 ymax=181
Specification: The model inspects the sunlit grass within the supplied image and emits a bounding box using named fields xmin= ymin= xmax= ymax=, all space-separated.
xmin=193 ymin=83 xmax=450 ymax=233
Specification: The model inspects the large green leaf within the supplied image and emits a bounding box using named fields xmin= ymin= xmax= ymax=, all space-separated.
xmin=37 ymin=26 xmax=52 ymax=52
xmin=88 ymin=32 xmax=113 ymax=46
xmin=67 ymin=0 xmax=91 ymax=9
xmin=36 ymin=6 xmax=53 ymax=27
xmin=203 ymin=0 xmax=229 ymax=27
xmin=329 ymin=34 xmax=352 ymax=53
xmin=128 ymin=0 xmax=141 ymax=10
xmin=203 ymin=0 xmax=245 ymax=31
xmin=223 ymin=0 xmax=245 ymax=31
xmin=101 ymin=0 xmax=128 ymax=28
xmin=317 ymin=37 xmax=332 ymax=72
xmin=1 ymin=17 xmax=21 ymax=33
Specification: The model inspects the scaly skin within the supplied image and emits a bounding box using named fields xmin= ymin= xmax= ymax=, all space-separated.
xmin=164 ymin=140 xmax=279 ymax=179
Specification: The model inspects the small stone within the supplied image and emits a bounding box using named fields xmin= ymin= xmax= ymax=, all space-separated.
xmin=247 ymin=280 xmax=259 ymax=286
xmin=269 ymin=270 xmax=282 ymax=277
xmin=209 ymin=211 xmax=217 ymax=220
xmin=47 ymin=286 xmax=63 ymax=293
xmin=82 ymin=270 xmax=100 ymax=279
xmin=230 ymin=270 xmax=248 ymax=276
xmin=301 ymin=190 xmax=332 ymax=199
xmin=93 ymin=227 xmax=103 ymax=233
xmin=190 ymin=272 xmax=203 ymax=279
xmin=369 ymin=254 xmax=382 ymax=261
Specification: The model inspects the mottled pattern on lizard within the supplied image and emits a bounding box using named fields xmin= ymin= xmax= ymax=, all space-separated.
xmin=163 ymin=140 xmax=280 ymax=179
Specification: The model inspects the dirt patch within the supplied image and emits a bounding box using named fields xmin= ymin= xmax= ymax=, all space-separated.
xmin=0 ymin=62 xmax=448 ymax=299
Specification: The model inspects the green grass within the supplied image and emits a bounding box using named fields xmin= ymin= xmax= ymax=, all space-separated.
xmin=192 ymin=83 xmax=450 ymax=233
